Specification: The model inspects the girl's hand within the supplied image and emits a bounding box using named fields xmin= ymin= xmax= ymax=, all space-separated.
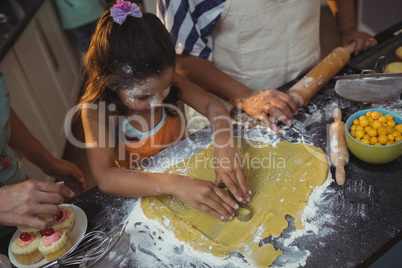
xmin=42 ymin=157 xmax=86 ymax=194
xmin=172 ymin=176 xmax=239 ymax=221
xmin=0 ymin=181 xmax=75 ymax=230
xmin=213 ymin=146 xmax=250 ymax=204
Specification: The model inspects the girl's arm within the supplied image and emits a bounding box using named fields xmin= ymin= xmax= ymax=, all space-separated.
xmin=7 ymin=109 xmax=86 ymax=192
xmin=173 ymin=73 xmax=251 ymax=203
xmin=81 ymin=107 xmax=238 ymax=221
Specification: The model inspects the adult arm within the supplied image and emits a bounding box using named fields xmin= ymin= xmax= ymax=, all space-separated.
xmin=0 ymin=181 xmax=75 ymax=229
xmin=7 ymin=108 xmax=86 ymax=192
xmin=327 ymin=0 xmax=377 ymax=54
xmin=176 ymin=54 xmax=298 ymax=132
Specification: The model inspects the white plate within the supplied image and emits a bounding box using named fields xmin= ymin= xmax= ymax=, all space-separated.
xmin=8 ymin=204 xmax=88 ymax=268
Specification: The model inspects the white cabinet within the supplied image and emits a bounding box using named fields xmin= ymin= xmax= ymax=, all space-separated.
xmin=0 ymin=0 xmax=80 ymax=180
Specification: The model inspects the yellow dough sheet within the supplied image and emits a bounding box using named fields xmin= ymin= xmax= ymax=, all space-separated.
xmin=141 ymin=138 xmax=328 ymax=267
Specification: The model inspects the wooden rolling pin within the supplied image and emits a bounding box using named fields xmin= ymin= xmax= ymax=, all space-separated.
xmin=287 ymin=43 xmax=356 ymax=107
xmin=329 ymin=108 xmax=349 ymax=185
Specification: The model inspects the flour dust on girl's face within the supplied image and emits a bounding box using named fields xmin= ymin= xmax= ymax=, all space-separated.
xmin=117 ymin=68 xmax=174 ymax=116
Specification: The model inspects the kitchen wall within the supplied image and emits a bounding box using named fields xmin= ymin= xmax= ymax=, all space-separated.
xmin=143 ymin=0 xmax=156 ymax=14
xmin=323 ymin=0 xmax=401 ymax=36
xmin=357 ymin=0 xmax=402 ymax=35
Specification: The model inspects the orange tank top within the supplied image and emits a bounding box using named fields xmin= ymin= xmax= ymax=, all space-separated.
xmin=115 ymin=112 xmax=183 ymax=169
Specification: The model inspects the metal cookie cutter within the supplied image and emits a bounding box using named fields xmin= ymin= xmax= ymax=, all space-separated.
xmin=219 ymin=185 xmax=252 ymax=222
xmin=234 ymin=203 xmax=253 ymax=222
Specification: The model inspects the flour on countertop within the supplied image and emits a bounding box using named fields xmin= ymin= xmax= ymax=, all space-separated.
xmin=117 ymin=95 xmax=402 ymax=267
xmin=119 ymin=126 xmax=338 ymax=267
xmin=120 ymin=173 xmax=336 ymax=268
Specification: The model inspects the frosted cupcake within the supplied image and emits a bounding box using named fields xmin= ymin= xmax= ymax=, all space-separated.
xmin=38 ymin=228 xmax=72 ymax=262
xmin=53 ymin=206 xmax=75 ymax=233
xmin=11 ymin=232 xmax=43 ymax=265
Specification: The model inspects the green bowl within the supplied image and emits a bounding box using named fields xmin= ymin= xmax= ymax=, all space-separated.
xmin=345 ymin=109 xmax=402 ymax=164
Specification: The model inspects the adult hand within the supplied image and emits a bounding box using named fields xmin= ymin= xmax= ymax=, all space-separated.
xmin=173 ymin=176 xmax=239 ymax=221
xmin=213 ymin=145 xmax=250 ymax=204
xmin=42 ymin=157 xmax=86 ymax=194
xmin=0 ymin=181 xmax=75 ymax=230
xmin=341 ymin=28 xmax=377 ymax=55
xmin=238 ymin=89 xmax=298 ymax=132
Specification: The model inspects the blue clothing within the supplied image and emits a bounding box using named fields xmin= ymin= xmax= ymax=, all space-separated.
xmin=0 ymin=73 xmax=32 ymax=236
xmin=0 ymin=74 xmax=31 ymax=186
xmin=54 ymin=0 xmax=105 ymax=53
xmin=54 ymin=0 xmax=105 ymax=30
xmin=157 ymin=0 xmax=225 ymax=60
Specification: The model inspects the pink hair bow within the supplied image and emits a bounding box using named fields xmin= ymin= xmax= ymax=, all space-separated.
xmin=110 ymin=0 xmax=143 ymax=25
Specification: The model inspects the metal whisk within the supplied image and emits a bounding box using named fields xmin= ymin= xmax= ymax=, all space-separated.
xmin=41 ymin=230 xmax=112 ymax=267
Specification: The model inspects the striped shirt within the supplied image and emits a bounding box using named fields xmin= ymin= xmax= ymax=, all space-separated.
xmin=157 ymin=0 xmax=225 ymax=61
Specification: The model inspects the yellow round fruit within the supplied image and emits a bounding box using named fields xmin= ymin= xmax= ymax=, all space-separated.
xmin=359 ymin=116 xmax=367 ymax=121
xmin=371 ymin=121 xmax=382 ymax=129
xmin=355 ymin=130 xmax=365 ymax=139
xmin=377 ymin=127 xmax=388 ymax=136
xmin=369 ymin=137 xmax=378 ymax=145
xmin=378 ymin=116 xmax=388 ymax=123
xmin=360 ymin=119 xmax=369 ymax=127
xmin=371 ymin=111 xmax=380 ymax=120
xmin=350 ymin=110 xmax=401 ymax=147
xmin=385 ymin=114 xmax=393 ymax=121
xmin=387 ymin=120 xmax=396 ymax=127
xmin=386 ymin=126 xmax=394 ymax=134
xmin=378 ymin=134 xmax=389 ymax=144
xmin=393 ymin=131 xmax=401 ymax=137
xmin=367 ymin=128 xmax=378 ymax=137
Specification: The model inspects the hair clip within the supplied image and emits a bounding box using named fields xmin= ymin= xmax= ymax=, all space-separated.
xmin=110 ymin=0 xmax=142 ymax=25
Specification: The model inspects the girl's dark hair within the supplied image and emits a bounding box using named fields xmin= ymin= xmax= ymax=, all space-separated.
xmin=80 ymin=11 xmax=179 ymax=115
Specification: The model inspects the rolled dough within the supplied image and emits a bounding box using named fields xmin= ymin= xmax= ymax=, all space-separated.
xmin=384 ymin=61 xmax=402 ymax=73
xmin=141 ymin=138 xmax=328 ymax=267
xmin=395 ymin=46 xmax=402 ymax=60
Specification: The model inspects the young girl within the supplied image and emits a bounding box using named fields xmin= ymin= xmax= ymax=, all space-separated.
xmin=80 ymin=1 xmax=251 ymax=221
